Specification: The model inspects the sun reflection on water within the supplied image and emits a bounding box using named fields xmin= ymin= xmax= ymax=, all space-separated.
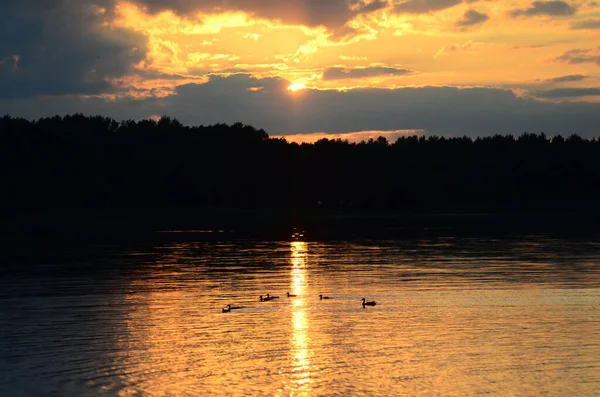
xmin=287 ymin=241 xmax=312 ymax=396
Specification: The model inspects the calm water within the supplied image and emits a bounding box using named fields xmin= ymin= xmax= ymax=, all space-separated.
xmin=1 ymin=232 xmax=600 ymax=396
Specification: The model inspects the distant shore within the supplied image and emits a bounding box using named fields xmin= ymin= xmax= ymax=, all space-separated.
xmin=3 ymin=207 xmax=599 ymax=243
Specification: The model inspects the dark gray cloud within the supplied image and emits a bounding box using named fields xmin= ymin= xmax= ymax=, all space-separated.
xmin=509 ymin=1 xmax=577 ymax=17
xmin=3 ymin=74 xmax=600 ymax=137
xmin=537 ymin=87 xmax=600 ymax=98
xmin=0 ymin=0 xmax=146 ymax=99
xmin=456 ymin=9 xmax=489 ymax=27
xmin=570 ymin=18 xmax=600 ymax=29
xmin=394 ymin=0 xmax=461 ymax=14
xmin=322 ymin=66 xmax=412 ymax=80
xmin=554 ymin=48 xmax=600 ymax=64
xmin=359 ymin=0 xmax=389 ymax=13
xmin=544 ymin=74 xmax=588 ymax=83
xmin=131 ymin=0 xmax=388 ymax=31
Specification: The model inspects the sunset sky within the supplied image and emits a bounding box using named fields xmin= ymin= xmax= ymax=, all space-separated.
xmin=1 ymin=0 xmax=599 ymax=139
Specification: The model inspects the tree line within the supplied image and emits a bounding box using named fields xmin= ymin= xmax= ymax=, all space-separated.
xmin=2 ymin=114 xmax=600 ymax=213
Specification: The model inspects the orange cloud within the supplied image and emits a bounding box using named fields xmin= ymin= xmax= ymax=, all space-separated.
xmin=93 ymin=0 xmax=600 ymax=104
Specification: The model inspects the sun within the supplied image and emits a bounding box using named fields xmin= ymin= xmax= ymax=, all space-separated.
xmin=288 ymin=83 xmax=307 ymax=92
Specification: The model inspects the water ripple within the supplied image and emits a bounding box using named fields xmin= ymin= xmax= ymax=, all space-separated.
xmin=1 ymin=235 xmax=599 ymax=396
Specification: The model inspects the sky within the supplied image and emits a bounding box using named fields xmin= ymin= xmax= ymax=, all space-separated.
xmin=1 ymin=0 xmax=599 ymax=140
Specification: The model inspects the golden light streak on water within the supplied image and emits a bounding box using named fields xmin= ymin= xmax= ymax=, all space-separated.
xmin=287 ymin=241 xmax=312 ymax=397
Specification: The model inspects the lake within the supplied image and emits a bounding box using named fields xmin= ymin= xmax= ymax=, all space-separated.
xmin=1 ymin=229 xmax=600 ymax=396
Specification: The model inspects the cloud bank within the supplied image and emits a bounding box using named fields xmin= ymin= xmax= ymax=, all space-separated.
xmin=2 ymin=74 xmax=599 ymax=137
xmin=130 ymin=0 xmax=388 ymax=31
xmin=0 ymin=0 xmax=145 ymax=98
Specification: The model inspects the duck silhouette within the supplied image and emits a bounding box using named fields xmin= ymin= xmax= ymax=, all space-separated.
xmin=266 ymin=293 xmax=279 ymax=300
xmin=259 ymin=295 xmax=271 ymax=302
xmin=319 ymin=294 xmax=332 ymax=300
xmin=222 ymin=304 xmax=243 ymax=313
xmin=286 ymin=292 xmax=297 ymax=297
xmin=361 ymin=298 xmax=376 ymax=307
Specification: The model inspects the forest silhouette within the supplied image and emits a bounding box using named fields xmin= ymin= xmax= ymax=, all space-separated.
xmin=2 ymin=114 xmax=600 ymax=214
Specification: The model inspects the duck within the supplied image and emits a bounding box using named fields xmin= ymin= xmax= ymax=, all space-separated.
xmin=361 ymin=298 xmax=376 ymax=307
xmin=222 ymin=304 xmax=243 ymax=313
xmin=319 ymin=294 xmax=332 ymax=300
xmin=286 ymin=292 xmax=297 ymax=297
xmin=266 ymin=293 xmax=279 ymax=300
xmin=259 ymin=295 xmax=271 ymax=302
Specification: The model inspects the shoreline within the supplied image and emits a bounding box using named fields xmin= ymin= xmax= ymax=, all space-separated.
xmin=3 ymin=207 xmax=600 ymax=243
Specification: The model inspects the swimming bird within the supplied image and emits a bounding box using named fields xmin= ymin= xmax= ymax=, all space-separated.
xmin=222 ymin=304 xmax=243 ymax=312
xmin=259 ymin=295 xmax=271 ymax=302
xmin=266 ymin=293 xmax=279 ymax=300
xmin=319 ymin=294 xmax=332 ymax=300
xmin=361 ymin=298 xmax=376 ymax=307
xmin=286 ymin=292 xmax=297 ymax=297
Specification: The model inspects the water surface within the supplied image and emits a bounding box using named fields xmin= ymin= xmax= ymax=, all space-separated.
xmin=1 ymin=233 xmax=599 ymax=396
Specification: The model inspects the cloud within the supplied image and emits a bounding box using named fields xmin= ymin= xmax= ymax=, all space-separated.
xmin=554 ymin=48 xmax=600 ymax=65
xmin=0 ymin=0 xmax=146 ymax=98
xmin=322 ymin=66 xmax=412 ymax=80
xmin=3 ymin=74 xmax=600 ymax=137
xmin=544 ymin=74 xmax=588 ymax=83
xmin=536 ymin=87 xmax=600 ymax=97
xmin=456 ymin=9 xmax=489 ymax=27
xmin=570 ymin=18 xmax=600 ymax=29
xmin=339 ymin=55 xmax=369 ymax=61
xmin=512 ymin=44 xmax=550 ymax=49
xmin=130 ymin=0 xmax=389 ymax=31
xmin=509 ymin=1 xmax=577 ymax=17
xmin=394 ymin=0 xmax=462 ymax=14
xmin=434 ymin=40 xmax=483 ymax=58
xmin=358 ymin=0 xmax=390 ymax=13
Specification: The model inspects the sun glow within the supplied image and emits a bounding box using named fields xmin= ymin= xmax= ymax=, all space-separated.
xmin=288 ymin=83 xmax=307 ymax=91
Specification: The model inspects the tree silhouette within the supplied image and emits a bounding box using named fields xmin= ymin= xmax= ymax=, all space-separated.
xmin=1 ymin=114 xmax=600 ymax=214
